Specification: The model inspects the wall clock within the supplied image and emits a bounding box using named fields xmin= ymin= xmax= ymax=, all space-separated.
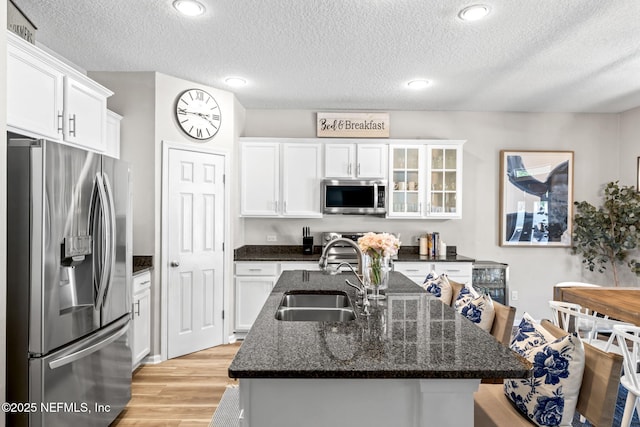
xmin=175 ymin=88 xmax=221 ymax=140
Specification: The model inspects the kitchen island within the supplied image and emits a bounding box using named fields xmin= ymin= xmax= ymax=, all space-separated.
xmin=229 ymin=270 xmax=530 ymax=427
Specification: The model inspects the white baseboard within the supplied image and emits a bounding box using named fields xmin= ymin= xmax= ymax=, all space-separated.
xmin=141 ymin=354 xmax=163 ymax=365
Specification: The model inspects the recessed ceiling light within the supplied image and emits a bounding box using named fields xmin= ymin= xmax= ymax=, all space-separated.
xmin=225 ymin=77 xmax=247 ymax=87
xmin=173 ymin=0 xmax=205 ymax=17
xmin=458 ymin=4 xmax=491 ymax=21
xmin=407 ymin=79 xmax=431 ymax=89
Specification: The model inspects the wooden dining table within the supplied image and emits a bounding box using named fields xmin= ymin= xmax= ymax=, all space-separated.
xmin=553 ymin=286 xmax=640 ymax=326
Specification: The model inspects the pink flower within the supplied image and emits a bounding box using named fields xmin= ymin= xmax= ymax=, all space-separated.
xmin=357 ymin=232 xmax=401 ymax=257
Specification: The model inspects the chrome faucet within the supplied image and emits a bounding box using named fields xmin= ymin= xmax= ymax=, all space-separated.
xmin=319 ymin=237 xmax=366 ymax=276
xmin=319 ymin=239 xmax=369 ymax=312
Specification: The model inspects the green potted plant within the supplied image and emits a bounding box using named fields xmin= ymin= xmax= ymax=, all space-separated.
xmin=572 ymin=181 xmax=640 ymax=286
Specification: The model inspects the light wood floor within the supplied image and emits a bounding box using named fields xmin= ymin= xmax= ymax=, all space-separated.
xmin=111 ymin=342 xmax=241 ymax=426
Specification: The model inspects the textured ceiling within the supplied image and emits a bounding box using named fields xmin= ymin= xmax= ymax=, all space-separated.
xmin=14 ymin=0 xmax=640 ymax=112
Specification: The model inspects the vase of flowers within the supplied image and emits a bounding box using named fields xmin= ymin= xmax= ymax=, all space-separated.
xmin=357 ymin=232 xmax=401 ymax=300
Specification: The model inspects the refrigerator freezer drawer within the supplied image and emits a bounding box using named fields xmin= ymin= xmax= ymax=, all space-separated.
xmin=27 ymin=317 xmax=132 ymax=427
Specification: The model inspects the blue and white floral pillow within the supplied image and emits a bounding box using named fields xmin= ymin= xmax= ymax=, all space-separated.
xmin=456 ymin=293 xmax=495 ymax=332
xmin=504 ymin=313 xmax=585 ymax=427
xmin=422 ymin=271 xmax=453 ymax=305
xmin=509 ymin=313 xmax=555 ymax=355
xmin=453 ymin=282 xmax=479 ymax=310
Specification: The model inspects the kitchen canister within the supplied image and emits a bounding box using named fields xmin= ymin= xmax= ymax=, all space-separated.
xmin=419 ymin=236 xmax=429 ymax=255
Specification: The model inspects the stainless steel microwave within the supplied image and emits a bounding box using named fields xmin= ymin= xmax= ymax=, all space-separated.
xmin=321 ymin=179 xmax=387 ymax=215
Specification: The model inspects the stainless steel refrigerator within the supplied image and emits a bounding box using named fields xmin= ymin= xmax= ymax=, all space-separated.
xmin=6 ymin=134 xmax=133 ymax=426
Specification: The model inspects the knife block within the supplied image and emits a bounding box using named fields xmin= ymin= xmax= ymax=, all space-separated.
xmin=302 ymin=237 xmax=314 ymax=254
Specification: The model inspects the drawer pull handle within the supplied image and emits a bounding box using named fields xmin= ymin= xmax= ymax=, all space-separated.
xmin=249 ymin=268 xmax=262 ymax=272
xmin=405 ymin=269 xmax=420 ymax=272
xmin=139 ymin=280 xmax=151 ymax=285
xmin=444 ymin=269 xmax=461 ymax=272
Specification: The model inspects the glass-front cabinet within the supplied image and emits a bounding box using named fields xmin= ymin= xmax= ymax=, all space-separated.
xmin=426 ymin=145 xmax=462 ymax=218
xmin=387 ymin=140 xmax=464 ymax=219
xmin=389 ymin=146 xmax=423 ymax=216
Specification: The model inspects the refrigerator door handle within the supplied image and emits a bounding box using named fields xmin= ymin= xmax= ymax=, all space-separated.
xmin=93 ymin=173 xmax=112 ymax=309
xmin=48 ymin=320 xmax=129 ymax=370
xmin=101 ymin=172 xmax=117 ymax=306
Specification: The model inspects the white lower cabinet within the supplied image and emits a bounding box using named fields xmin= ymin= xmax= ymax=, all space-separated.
xmin=235 ymin=261 xmax=321 ymax=333
xmin=132 ymin=271 xmax=151 ymax=369
xmin=235 ymin=263 xmax=278 ymax=332
xmin=394 ymin=261 xmax=472 ymax=286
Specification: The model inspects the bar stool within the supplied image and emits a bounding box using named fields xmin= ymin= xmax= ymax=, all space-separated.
xmin=612 ymin=325 xmax=640 ymax=427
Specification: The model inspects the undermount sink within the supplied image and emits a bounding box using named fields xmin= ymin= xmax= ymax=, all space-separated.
xmin=280 ymin=291 xmax=351 ymax=308
xmin=275 ymin=307 xmax=357 ymax=322
xmin=275 ymin=291 xmax=356 ymax=322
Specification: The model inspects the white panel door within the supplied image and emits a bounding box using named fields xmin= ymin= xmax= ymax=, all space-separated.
xmin=167 ymin=148 xmax=225 ymax=358
xmin=281 ymin=143 xmax=323 ymax=217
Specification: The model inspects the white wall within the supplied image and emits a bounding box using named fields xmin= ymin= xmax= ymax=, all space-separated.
xmin=241 ymin=109 xmax=635 ymax=320
xmin=1 ymin=2 xmax=8 ymax=423
xmin=91 ymin=71 xmax=242 ymax=357
xmin=618 ymin=106 xmax=640 ymax=286
xmin=89 ymin=72 xmax=157 ymax=256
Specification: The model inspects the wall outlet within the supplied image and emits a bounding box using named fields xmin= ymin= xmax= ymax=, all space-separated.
xmin=266 ymin=235 xmax=277 ymax=242
xmin=511 ymin=290 xmax=519 ymax=301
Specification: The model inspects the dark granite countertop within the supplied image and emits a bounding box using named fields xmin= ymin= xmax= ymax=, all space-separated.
xmin=234 ymin=245 xmax=475 ymax=263
xmin=228 ymin=270 xmax=530 ymax=380
xmin=133 ymin=255 xmax=153 ymax=275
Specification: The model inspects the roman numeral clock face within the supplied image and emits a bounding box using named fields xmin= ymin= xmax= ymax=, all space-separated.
xmin=175 ymin=89 xmax=221 ymax=140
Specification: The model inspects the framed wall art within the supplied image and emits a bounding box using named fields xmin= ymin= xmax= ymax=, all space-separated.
xmin=499 ymin=150 xmax=574 ymax=247
xmin=637 ymin=156 xmax=639 ymax=191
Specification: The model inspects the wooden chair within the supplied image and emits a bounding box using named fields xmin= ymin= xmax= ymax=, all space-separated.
xmin=474 ymin=319 xmax=624 ymax=427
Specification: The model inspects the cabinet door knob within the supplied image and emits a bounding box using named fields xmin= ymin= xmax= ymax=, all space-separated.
xmin=170 ymin=260 xmax=180 ymax=267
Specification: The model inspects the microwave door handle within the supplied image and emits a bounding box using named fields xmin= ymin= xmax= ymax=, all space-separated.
xmin=100 ymin=172 xmax=117 ymax=306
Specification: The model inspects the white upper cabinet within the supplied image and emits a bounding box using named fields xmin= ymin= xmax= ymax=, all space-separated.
xmin=388 ymin=145 xmax=424 ymax=217
xmin=387 ymin=140 xmax=465 ymax=219
xmin=324 ymin=143 xmax=387 ymax=179
xmin=7 ymin=31 xmax=113 ymax=153
xmin=7 ymin=33 xmax=64 ymax=140
xmin=426 ymin=144 xmax=463 ymax=218
xmin=240 ymin=141 xmax=280 ymax=216
xmin=281 ymin=143 xmax=323 ymax=216
xmin=324 ymin=143 xmax=354 ymax=178
xmin=63 ymin=76 xmax=108 ymax=152
xmin=105 ymin=110 xmax=122 ymax=159
xmin=240 ymin=139 xmax=323 ymax=218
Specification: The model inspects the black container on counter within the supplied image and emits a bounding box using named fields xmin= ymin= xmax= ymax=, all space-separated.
xmin=303 ymin=237 xmax=314 ymax=254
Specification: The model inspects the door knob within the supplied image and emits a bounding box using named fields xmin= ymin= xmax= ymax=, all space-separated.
xmin=170 ymin=261 xmax=180 ymax=267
